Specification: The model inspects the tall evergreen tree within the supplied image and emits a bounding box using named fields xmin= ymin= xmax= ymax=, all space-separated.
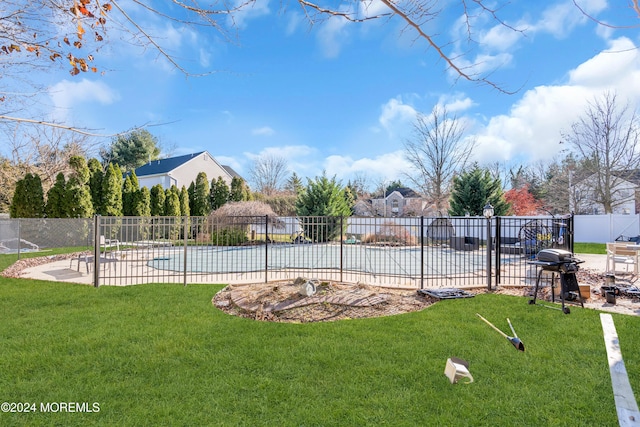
xmin=101 ymin=129 xmax=161 ymax=172
xmin=150 ymin=184 xmax=166 ymax=216
xmin=129 ymin=170 xmax=139 ymax=189
xmin=132 ymin=186 xmax=151 ymax=217
xmin=87 ymin=158 xmax=104 ymax=214
xmin=46 ymin=172 xmax=68 ymax=218
xmin=122 ymin=170 xmax=140 ymax=216
xmin=180 ymin=186 xmax=190 ymax=217
xmin=188 ymin=182 xmax=196 ymax=215
xmin=163 ymin=186 xmax=181 ymax=239
xmin=296 ymin=173 xmax=351 ymax=242
xmin=122 ymin=174 xmax=135 ymax=216
xmin=101 ymin=163 xmax=123 ymax=216
xmin=344 ymin=185 xmax=356 ymax=214
xmin=192 ymin=172 xmax=210 ymax=216
xmin=284 ymin=172 xmax=304 ymax=195
xmin=10 ymin=173 xmax=45 ymax=218
xmin=165 ymin=186 xmax=181 ymax=216
xmin=66 ymin=156 xmax=94 ymax=218
xmin=448 ymin=164 xmax=509 ymax=216
xmin=210 ymin=176 xmax=230 ymax=210
xmin=229 ymin=176 xmax=250 ymax=202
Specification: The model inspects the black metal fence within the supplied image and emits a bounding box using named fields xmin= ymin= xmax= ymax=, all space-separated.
xmin=0 ymin=214 xmax=573 ymax=288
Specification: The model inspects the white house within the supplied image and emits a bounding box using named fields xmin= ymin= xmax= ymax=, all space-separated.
xmin=133 ymin=151 xmax=241 ymax=190
xmin=369 ymin=187 xmax=427 ymax=217
xmin=570 ymin=172 xmax=638 ymax=215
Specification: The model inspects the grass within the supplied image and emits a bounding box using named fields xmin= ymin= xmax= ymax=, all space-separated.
xmin=0 ymin=245 xmax=633 ymax=425
xmin=0 ymin=268 xmax=638 ymax=426
xmin=574 ymin=242 xmax=606 ymax=254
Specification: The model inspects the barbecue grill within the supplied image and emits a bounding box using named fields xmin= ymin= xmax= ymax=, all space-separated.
xmin=527 ymin=248 xmax=584 ymax=314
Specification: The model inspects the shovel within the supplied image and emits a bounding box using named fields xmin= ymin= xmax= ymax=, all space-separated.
xmin=476 ymin=313 xmax=525 ymax=352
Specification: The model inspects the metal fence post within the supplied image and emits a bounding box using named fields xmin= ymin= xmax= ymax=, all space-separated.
xmin=420 ymin=216 xmax=424 ymax=289
xmin=183 ymin=216 xmax=188 ymax=287
xmin=569 ymin=213 xmax=575 ymax=253
xmin=17 ymin=218 xmax=21 ymax=260
xmin=495 ymin=216 xmax=501 ymax=285
xmin=486 ymin=216 xmax=492 ymax=291
xmin=264 ymin=214 xmax=269 ymax=283
xmin=93 ymin=215 xmax=100 ymax=288
xmin=340 ymin=216 xmax=344 ymax=283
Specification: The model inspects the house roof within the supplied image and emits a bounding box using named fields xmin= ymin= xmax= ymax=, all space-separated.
xmin=388 ymin=187 xmax=421 ymax=198
xmin=134 ymin=151 xmax=207 ymax=177
xmin=134 ymin=151 xmax=239 ymax=179
xmin=369 ymin=187 xmax=421 ymax=201
xmin=613 ymin=170 xmax=640 ymax=186
xmin=572 ymin=170 xmax=640 ymax=188
xmin=222 ymin=165 xmax=241 ymax=179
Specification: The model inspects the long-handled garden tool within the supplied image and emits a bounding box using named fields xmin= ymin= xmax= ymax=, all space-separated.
xmin=476 ymin=314 xmax=525 ymax=352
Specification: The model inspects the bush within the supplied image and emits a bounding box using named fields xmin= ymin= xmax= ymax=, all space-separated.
xmin=361 ymin=221 xmax=417 ymax=246
xmin=211 ymin=227 xmax=248 ymax=246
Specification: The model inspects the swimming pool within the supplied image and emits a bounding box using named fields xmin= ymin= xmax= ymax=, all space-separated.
xmin=145 ymin=243 xmax=517 ymax=277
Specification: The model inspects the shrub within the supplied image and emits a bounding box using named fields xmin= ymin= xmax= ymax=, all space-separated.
xmin=211 ymin=227 xmax=248 ymax=246
xmin=361 ymin=221 xmax=417 ymax=246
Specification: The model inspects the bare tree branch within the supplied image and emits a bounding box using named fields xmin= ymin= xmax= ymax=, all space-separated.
xmin=562 ymin=91 xmax=640 ymax=213
xmin=298 ymin=0 xmax=392 ymax=22
xmin=573 ymin=0 xmax=640 ymax=29
xmin=403 ymin=105 xmax=475 ymax=214
xmin=249 ymin=154 xmax=290 ymax=195
xmin=0 ymin=115 xmax=112 ymax=137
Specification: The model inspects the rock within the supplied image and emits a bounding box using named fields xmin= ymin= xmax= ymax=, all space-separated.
xmin=299 ymin=280 xmax=316 ymax=296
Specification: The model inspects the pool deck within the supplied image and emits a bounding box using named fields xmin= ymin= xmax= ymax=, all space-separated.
xmin=12 ymin=252 xmax=640 ymax=316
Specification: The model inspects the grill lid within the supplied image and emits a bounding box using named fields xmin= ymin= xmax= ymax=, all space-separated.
xmin=537 ymin=248 xmax=577 ymax=264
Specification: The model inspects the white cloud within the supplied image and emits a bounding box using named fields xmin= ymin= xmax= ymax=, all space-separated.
xmin=378 ymin=97 xmax=418 ymax=136
xmin=221 ymin=110 xmax=234 ymax=123
xmin=480 ymin=21 xmax=525 ymax=52
xmin=241 ymin=145 xmax=321 ymax=179
xmin=449 ymin=51 xmax=515 ymax=81
xmin=161 ymin=23 xmax=190 ymax=49
xmin=359 ymin=0 xmax=390 ymax=18
xmin=285 ymin=12 xmax=304 ymax=36
xmin=252 ymin=126 xmax=275 ymax=136
xmin=532 ymin=2 xmax=587 ymax=38
xmin=312 ymin=0 xmax=389 ymax=57
xmin=437 ymin=93 xmax=475 ymax=113
xmin=317 ymin=16 xmax=350 ymax=58
xmin=48 ymin=79 xmax=119 ymax=122
xmin=199 ymin=48 xmax=212 ymax=68
xmin=472 ymin=85 xmax=590 ymax=163
xmin=227 ymin=0 xmax=271 ymax=30
xmin=324 ymin=151 xmax=410 ymax=182
xmin=244 ymin=145 xmax=317 ymax=162
xmin=215 ymin=155 xmax=243 ymax=174
xmin=447 ymin=0 xmax=606 ymax=82
xmin=471 ymin=37 xmax=640 ymax=165
xmin=568 ymin=37 xmax=640 ymax=89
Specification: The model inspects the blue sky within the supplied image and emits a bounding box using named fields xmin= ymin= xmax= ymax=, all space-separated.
xmin=32 ymin=0 xmax=640 ymax=189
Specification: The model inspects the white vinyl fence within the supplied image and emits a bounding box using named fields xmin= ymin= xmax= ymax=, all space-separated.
xmin=574 ymin=214 xmax=640 ymax=243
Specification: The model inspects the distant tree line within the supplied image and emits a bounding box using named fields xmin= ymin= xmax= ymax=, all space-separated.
xmin=9 ymin=153 xmax=519 ymax=222
xmin=9 ymin=155 xmax=252 ymax=219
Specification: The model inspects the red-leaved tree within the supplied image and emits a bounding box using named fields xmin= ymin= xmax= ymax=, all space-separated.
xmin=504 ymin=186 xmax=542 ymax=216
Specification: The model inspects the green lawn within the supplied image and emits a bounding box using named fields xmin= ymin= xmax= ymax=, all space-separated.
xmin=0 ymin=269 xmax=638 ymax=426
xmin=574 ymin=242 xmax=606 ymax=254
